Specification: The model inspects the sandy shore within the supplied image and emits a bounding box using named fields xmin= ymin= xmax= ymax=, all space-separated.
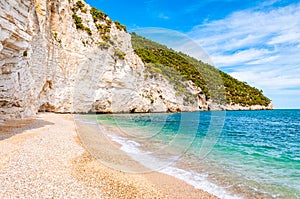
xmin=0 ymin=113 xmax=218 ymax=198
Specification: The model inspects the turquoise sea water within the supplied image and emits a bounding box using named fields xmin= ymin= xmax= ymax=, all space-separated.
xmin=86 ymin=110 xmax=299 ymax=198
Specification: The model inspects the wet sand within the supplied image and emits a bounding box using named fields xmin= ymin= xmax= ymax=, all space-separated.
xmin=0 ymin=113 xmax=217 ymax=198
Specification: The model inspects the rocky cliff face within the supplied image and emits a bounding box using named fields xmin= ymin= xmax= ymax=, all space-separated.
xmin=1 ymin=0 xmax=209 ymax=120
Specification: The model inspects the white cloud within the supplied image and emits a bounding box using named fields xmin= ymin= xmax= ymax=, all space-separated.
xmin=247 ymin=55 xmax=279 ymax=65
xmin=158 ymin=13 xmax=169 ymax=20
xmin=230 ymin=68 xmax=300 ymax=90
xmin=211 ymin=48 xmax=274 ymax=66
xmin=190 ymin=4 xmax=300 ymax=52
xmin=186 ymin=3 xmax=300 ymax=108
xmin=268 ymin=31 xmax=300 ymax=45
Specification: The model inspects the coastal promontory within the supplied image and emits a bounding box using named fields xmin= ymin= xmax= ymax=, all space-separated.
xmin=0 ymin=0 xmax=272 ymax=120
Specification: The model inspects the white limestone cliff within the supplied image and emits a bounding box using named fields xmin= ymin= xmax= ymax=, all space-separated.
xmin=0 ymin=0 xmax=206 ymax=120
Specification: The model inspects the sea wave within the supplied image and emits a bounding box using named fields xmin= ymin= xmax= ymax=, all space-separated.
xmin=106 ymin=131 xmax=240 ymax=199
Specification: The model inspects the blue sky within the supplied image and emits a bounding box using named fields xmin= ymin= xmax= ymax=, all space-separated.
xmin=86 ymin=0 xmax=300 ymax=109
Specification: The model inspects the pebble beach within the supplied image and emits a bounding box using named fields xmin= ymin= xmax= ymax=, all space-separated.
xmin=0 ymin=113 xmax=217 ymax=198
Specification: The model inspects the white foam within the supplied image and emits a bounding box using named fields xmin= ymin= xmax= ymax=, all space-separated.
xmin=106 ymin=132 xmax=242 ymax=199
xmin=161 ymin=167 xmax=242 ymax=199
xmin=108 ymin=134 xmax=143 ymax=154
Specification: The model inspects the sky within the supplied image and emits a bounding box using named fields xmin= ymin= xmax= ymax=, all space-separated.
xmin=86 ymin=0 xmax=300 ymax=109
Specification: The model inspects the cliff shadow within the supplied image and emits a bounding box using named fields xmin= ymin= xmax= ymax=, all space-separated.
xmin=0 ymin=117 xmax=54 ymax=141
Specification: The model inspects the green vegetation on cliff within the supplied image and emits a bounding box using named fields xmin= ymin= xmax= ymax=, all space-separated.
xmin=114 ymin=21 xmax=127 ymax=32
xmin=114 ymin=50 xmax=126 ymax=60
xmin=71 ymin=2 xmax=92 ymax=35
xmin=131 ymin=33 xmax=271 ymax=106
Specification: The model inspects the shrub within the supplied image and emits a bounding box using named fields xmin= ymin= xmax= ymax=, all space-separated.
xmin=152 ymin=67 xmax=162 ymax=74
xmin=114 ymin=50 xmax=126 ymax=60
xmin=96 ymin=24 xmax=110 ymax=34
xmin=106 ymin=19 xmax=112 ymax=25
xmin=84 ymin=27 xmax=92 ymax=35
xmin=90 ymin=7 xmax=107 ymax=22
xmin=76 ymin=1 xmax=85 ymax=9
xmin=53 ymin=32 xmax=62 ymax=43
xmin=53 ymin=32 xmax=58 ymax=39
xmin=114 ymin=21 xmax=127 ymax=32
xmin=72 ymin=13 xmax=84 ymax=29
xmin=101 ymin=35 xmax=111 ymax=41
xmin=98 ymin=41 xmax=111 ymax=49
xmin=82 ymin=8 xmax=87 ymax=13
xmin=72 ymin=13 xmax=92 ymax=36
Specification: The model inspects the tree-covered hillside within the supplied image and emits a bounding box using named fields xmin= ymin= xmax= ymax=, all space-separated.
xmin=131 ymin=33 xmax=271 ymax=106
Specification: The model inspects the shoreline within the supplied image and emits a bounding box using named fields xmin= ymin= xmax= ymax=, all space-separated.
xmin=0 ymin=113 xmax=217 ymax=198
xmin=75 ymin=115 xmax=219 ymax=198
xmin=76 ymin=115 xmax=246 ymax=199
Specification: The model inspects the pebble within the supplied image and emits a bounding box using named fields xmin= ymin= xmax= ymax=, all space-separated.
xmin=0 ymin=113 xmax=103 ymax=198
